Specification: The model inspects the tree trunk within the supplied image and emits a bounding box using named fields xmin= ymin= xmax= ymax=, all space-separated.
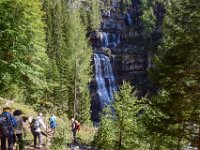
xmin=118 ymin=129 xmax=122 ymax=150
xmin=118 ymin=120 xmax=123 ymax=150
xmin=73 ymin=58 xmax=77 ymax=119
xmin=198 ymin=125 xmax=200 ymax=150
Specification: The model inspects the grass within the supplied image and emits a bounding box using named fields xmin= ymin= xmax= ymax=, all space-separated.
xmin=11 ymin=102 xmax=37 ymax=117
xmin=0 ymin=98 xmax=98 ymax=149
xmin=76 ymin=124 xmax=97 ymax=145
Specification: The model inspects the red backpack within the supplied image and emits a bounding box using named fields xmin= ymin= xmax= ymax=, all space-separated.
xmin=75 ymin=122 xmax=80 ymax=132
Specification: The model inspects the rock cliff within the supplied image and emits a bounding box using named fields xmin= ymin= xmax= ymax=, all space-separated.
xmin=90 ymin=0 xmax=164 ymax=122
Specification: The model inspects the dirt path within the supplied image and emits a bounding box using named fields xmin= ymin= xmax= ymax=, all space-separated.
xmin=70 ymin=142 xmax=97 ymax=150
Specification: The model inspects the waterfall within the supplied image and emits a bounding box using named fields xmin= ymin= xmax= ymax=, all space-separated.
xmin=124 ymin=12 xmax=132 ymax=26
xmin=100 ymin=32 xmax=121 ymax=48
xmin=127 ymin=12 xmax=132 ymax=25
xmin=109 ymin=33 xmax=116 ymax=47
xmin=117 ymin=34 xmax=121 ymax=45
xmin=102 ymin=32 xmax=109 ymax=47
xmin=94 ymin=54 xmax=117 ymax=107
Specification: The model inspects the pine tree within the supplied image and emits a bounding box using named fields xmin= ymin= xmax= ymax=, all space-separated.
xmin=140 ymin=0 xmax=156 ymax=37
xmin=42 ymin=0 xmax=92 ymax=122
xmin=93 ymin=106 xmax=115 ymax=150
xmin=88 ymin=0 xmax=101 ymax=31
xmin=145 ymin=0 xmax=200 ymax=148
xmin=62 ymin=5 xmax=92 ymax=123
xmin=42 ymin=0 xmax=66 ymax=110
xmin=114 ymin=82 xmax=144 ymax=150
xmin=43 ymin=0 xmax=63 ymax=60
xmin=94 ymin=82 xmax=147 ymax=150
xmin=79 ymin=0 xmax=101 ymax=31
xmin=0 ymin=0 xmax=48 ymax=104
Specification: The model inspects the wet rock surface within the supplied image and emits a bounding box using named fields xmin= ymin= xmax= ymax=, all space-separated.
xmin=90 ymin=0 xmax=163 ymax=122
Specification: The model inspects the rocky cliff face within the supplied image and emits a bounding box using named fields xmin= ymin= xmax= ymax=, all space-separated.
xmin=90 ymin=0 xmax=164 ymax=122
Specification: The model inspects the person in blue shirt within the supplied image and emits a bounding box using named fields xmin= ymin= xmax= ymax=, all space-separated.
xmin=0 ymin=107 xmax=17 ymax=150
xmin=49 ymin=114 xmax=57 ymax=132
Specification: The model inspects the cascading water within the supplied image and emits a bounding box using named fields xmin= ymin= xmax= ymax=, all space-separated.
xmin=91 ymin=0 xmax=161 ymax=123
xmin=94 ymin=54 xmax=117 ymax=107
xmin=100 ymin=32 xmax=121 ymax=48
xmin=127 ymin=12 xmax=132 ymax=25
xmin=116 ymin=34 xmax=121 ymax=45
xmin=101 ymin=32 xmax=109 ymax=47
xmin=124 ymin=12 xmax=132 ymax=26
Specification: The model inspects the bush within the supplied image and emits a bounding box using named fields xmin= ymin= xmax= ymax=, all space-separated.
xmin=50 ymin=116 xmax=69 ymax=150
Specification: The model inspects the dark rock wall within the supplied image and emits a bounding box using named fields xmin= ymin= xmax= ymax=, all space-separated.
xmin=90 ymin=0 xmax=164 ymax=122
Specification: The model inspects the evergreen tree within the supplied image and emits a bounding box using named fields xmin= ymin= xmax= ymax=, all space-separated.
xmin=88 ymin=0 xmax=101 ymax=31
xmin=79 ymin=0 xmax=101 ymax=31
xmin=42 ymin=0 xmax=92 ymax=122
xmin=114 ymin=82 xmax=144 ymax=150
xmin=93 ymin=106 xmax=115 ymax=150
xmin=62 ymin=6 xmax=92 ymax=123
xmin=144 ymin=0 xmax=200 ymax=148
xmin=94 ymin=82 xmax=147 ymax=150
xmin=0 ymin=0 xmax=48 ymax=104
xmin=43 ymin=0 xmax=63 ymax=60
xmin=140 ymin=0 xmax=156 ymax=37
xmin=42 ymin=0 xmax=67 ymax=110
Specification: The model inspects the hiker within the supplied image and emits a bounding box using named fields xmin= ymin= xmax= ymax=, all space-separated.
xmin=0 ymin=107 xmax=17 ymax=150
xmin=31 ymin=113 xmax=46 ymax=148
xmin=75 ymin=120 xmax=80 ymax=132
xmin=13 ymin=109 xmax=26 ymax=150
xmin=71 ymin=118 xmax=76 ymax=142
xmin=71 ymin=118 xmax=80 ymax=143
xmin=49 ymin=114 xmax=57 ymax=132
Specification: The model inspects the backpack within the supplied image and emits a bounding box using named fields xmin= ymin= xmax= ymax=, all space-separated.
xmin=75 ymin=122 xmax=80 ymax=132
xmin=30 ymin=118 xmax=40 ymax=133
xmin=0 ymin=115 xmax=11 ymax=137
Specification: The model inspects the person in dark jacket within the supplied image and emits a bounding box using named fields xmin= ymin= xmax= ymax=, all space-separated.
xmin=13 ymin=109 xmax=26 ymax=150
xmin=0 ymin=107 xmax=17 ymax=150
xmin=71 ymin=118 xmax=77 ymax=142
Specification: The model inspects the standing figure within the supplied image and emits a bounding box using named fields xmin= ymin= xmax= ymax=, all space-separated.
xmin=31 ymin=113 xmax=46 ymax=148
xmin=49 ymin=114 xmax=57 ymax=133
xmin=71 ymin=118 xmax=77 ymax=143
xmin=71 ymin=118 xmax=80 ymax=143
xmin=13 ymin=109 xmax=26 ymax=150
xmin=75 ymin=120 xmax=80 ymax=132
xmin=0 ymin=107 xmax=17 ymax=150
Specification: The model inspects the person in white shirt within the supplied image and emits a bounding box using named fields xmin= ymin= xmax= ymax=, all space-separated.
xmin=32 ymin=113 xmax=46 ymax=148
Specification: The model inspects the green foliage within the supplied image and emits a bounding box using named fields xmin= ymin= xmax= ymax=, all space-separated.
xmin=140 ymin=0 xmax=157 ymax=53
xmin=76 ymin=122 xmax=97 ymax=145
xmin=119 ymin=0 xmax=132 ymax=12
xmin=141 ymin=6 xmax=156 ymax=37
xmin=50 ymin=117 xmax=69 ymax=150
xmin=146 ymin=0 xmax=200 ymax=148
xmin=60 ymin=4 xmax=92 ymax=123
xmin=42 ymin=0 xmax=92 ymax=123
xmin=41 ymin=0 xmax=67 ymax=112
xmin=0 ymin=0 xmax=48 ymax=104
xmin=94 ymin=82 xmax=148 ymax=150
xmin=93 ymin=107 xmax=115 ymax=150
xmin=114 ymin=82 xmax=146 ymax=150
xmin=87 ymin=0 xmax=101 ymax=30
xmin=142 ymin=91 xmax=188 ymax=149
